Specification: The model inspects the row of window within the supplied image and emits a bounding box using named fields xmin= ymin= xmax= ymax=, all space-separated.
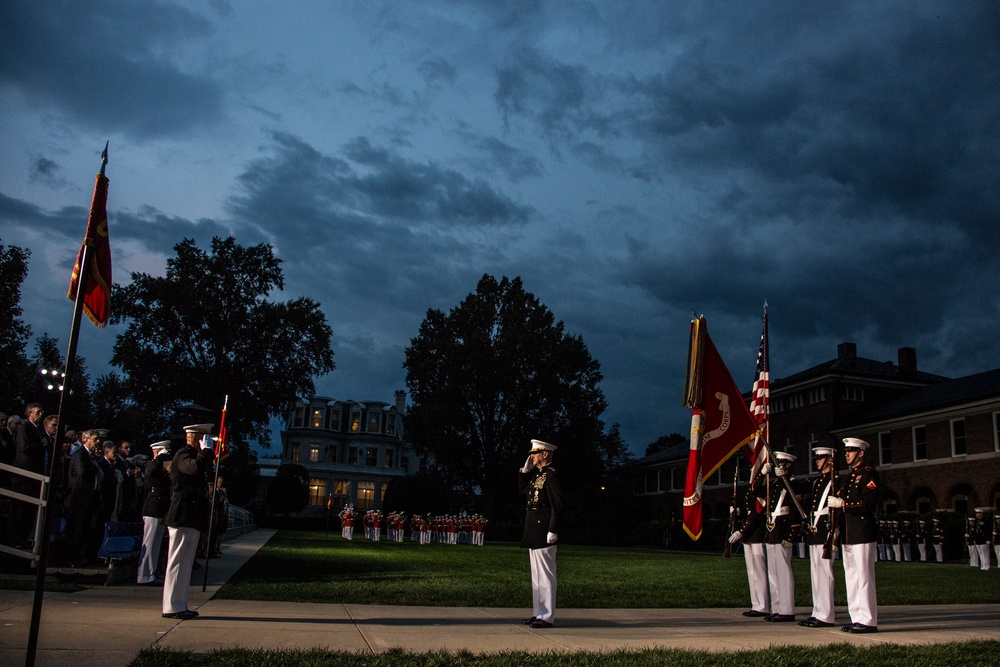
xmin=307 ymin=478 xmax=388 ymax=511
xmin=292 ymin=405 xmax=398 ymax=436
xmin=878 ymin=413 xmax=1000 ymax=465
xmin=288 ymin=442 xmax=408 ymax=470
xmin=635 ymin=412 xmax=1000 ymax=495
xmin=771 ymin=385 xmax=866 ymax=413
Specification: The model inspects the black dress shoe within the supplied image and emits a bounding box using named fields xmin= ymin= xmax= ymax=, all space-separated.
xmin=162 ymin=610 xmax=198 ymax=620
xmin=521 ymin=617 xmax=536 ymax=625
xmin=799 ymin=618 xmax=834 ymax=627
xmin=849 ymin=623 xmax=878 ymax=634
xmin=765 ymin=614 xmax=795 ymax=622
xmin=529 ymin=619 xmax=553 ymax=629
xmin=742 ymin=610 xmax=770 ymax=617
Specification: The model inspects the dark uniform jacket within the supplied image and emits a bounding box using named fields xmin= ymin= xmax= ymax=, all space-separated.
xmin=806 ymin=473 xmax=837 ymax=546
xmin=736 ymin=479 xmax=768 ymax=544
xmin=164 ymin=444 xmax=215 ymax=532
xmin=142 ymin=454 xmax=173 ymax=519
xmin=519 ymin=463 xmax=562 ymax=549
xmin=837 ymin=463 xmax=880 ymax=544
xmin=764 ymin=476 xmax=803 ymax=545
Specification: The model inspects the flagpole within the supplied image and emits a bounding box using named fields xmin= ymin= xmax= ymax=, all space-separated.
xmin=25 ymin=143 xmax=109 ymax=667
xmin=202 ymin=395 xmax=227 ymax=591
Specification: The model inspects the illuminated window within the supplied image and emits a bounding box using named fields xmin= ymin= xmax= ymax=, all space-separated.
xmin=309 ymin=446 xmax=320 ymax=462
xmin=356 ymin=481 xmax=375 ymax=510
xmin=332 ymin=480 xmax=350 ymax=507
xmin=311 ymin=409 xmax=323 ymax=428
xmin=308 ymin=478 xmax=327 ymax=506
xmin=350 ymin=411 xmax=361 ymax=432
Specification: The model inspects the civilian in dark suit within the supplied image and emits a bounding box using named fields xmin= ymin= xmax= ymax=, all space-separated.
xmin=518 ymin=439 xmax=562 ymax=629
xmin=11 ymin=404 xmax=45 ymax=546
xmin=65 ymin=429 xmax=100 ymax=566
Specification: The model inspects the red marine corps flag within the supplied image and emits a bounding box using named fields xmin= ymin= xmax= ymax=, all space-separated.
xmin=682 ymin=315 xmax=760 ymax=540
xmin=67 ymin=142 xmax=112 ymax=327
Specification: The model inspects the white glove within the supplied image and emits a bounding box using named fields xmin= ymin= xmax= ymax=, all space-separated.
xmin=728 ymin=530 xmax=742 ymax=544
xmin=760 ymin=463 xmax=772 ymax=476
xmin=546 ymin=532 xmax=557 ymax=544
xmin=520 ymin=455 xmax=535 ymax=473
xmin=827 ymin=497 xmax=844 ymax=509
xmin=201 ymin=435 xmax=214 ymax=451
xmin=781 ymin=540 xmax=793 ymax=549
xmin=775 ymin=464 xmax=787 ymax=477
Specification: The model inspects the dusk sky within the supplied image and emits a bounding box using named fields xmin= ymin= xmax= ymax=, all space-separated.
xmin=1 ymin=1 xmax=998 ymax=454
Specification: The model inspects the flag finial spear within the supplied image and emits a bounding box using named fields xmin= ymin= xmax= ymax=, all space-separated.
xmin=100 ymin=141 xmax=109 ymax=175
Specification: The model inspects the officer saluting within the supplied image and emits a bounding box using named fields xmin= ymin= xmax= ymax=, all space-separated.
xmin=827 ymin=437 xmax=879 ymax=634
xmin=162 ymin=424 xmax=216 ymax=620
xmin=519 ymin=439 xmax=562 ymax=629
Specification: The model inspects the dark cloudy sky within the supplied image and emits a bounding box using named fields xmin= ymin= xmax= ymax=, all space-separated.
xmin=2 ymin=1 xmax=998 ymax=453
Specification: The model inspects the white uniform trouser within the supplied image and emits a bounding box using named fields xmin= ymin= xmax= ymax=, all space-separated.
xmin=138 ymin=516 xmax=166 ymax=584
xmin=807 ymin=544 xmax=835 ymax=624
xmin=975 ymin=544 xmax=990 ymax=571
xmin=529 ymin=545 xmax=557 ymax=623
xmin=892 ymin=544 xmax=902 ymax=561
xmin=917 ymin=544 xmax=927 ymax=561
xmin=969 ymin=544 xmax=980 ymax=568
xmin=743 ymin=542 xmax=770 ymax=613
xmin=842 ymin=542 xmax=877 ymax=627
xmin=765 ymin=543 xmax=795 ymax=616
xmin=994 ymin=544 xmax=1000 ymax=568
xmin=163 ymin=526 xmax=200 ymax=614
xmin=933 ymin=544 xmax=943 ymax=562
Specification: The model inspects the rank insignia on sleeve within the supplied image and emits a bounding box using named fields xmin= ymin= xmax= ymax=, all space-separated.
xmin=866 ymin=480 xmax=877 ymax=489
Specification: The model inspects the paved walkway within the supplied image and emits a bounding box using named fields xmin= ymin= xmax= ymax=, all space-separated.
xmin=1 ymin=529 xmax=998 ymax=667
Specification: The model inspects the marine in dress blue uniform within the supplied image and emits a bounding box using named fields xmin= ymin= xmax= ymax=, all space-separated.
xmin=827 ymin=437 xmax=879 ymax=634
xmin=519 ymin=439 xmax=562 ymax=629
xmin=162 ymin=424 xmax=215 ymax=620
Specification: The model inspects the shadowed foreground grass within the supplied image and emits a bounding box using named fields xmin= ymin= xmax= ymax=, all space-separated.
xmin=217 ymin=530 xmax=1000 ymax=608
xmin=130 ymin=641 xmax=1000 ymax=667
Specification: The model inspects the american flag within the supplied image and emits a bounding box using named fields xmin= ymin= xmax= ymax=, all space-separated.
xmin=748 ymin=304 xmax=770 ymax=482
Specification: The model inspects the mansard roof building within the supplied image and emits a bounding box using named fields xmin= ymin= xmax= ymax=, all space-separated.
xmin=278 ymin=391 xmax=419 ymax=514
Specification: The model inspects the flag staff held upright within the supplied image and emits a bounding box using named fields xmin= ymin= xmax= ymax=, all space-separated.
xmin=25 ymin=143 xmax=111 ymax=667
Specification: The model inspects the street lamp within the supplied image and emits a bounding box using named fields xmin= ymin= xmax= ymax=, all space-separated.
xmin=39 ymin=368 xmax=65 ymax=392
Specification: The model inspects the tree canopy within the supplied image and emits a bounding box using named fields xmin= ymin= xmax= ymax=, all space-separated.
xmin=111 ymin=236 xmax=335 ymax=447
xmin=404 ymin=274 xmax=625 ymax=521
xmin=0 ymin=239 xmax=32 ymax=413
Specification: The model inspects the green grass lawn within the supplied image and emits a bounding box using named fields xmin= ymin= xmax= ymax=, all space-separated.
xmin=132 ymin=642 xmax=1000 ymax=667
xmin=217 ymin=530 xmax=1000 ymax=608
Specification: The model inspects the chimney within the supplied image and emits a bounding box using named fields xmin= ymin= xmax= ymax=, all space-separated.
xmin=395 ymin=390 xmax=407 ymax=413
xmin=837 ymin=342 xmax=857 ymax=359
xmin=898 ymin=347 xmax=917 ymax=375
